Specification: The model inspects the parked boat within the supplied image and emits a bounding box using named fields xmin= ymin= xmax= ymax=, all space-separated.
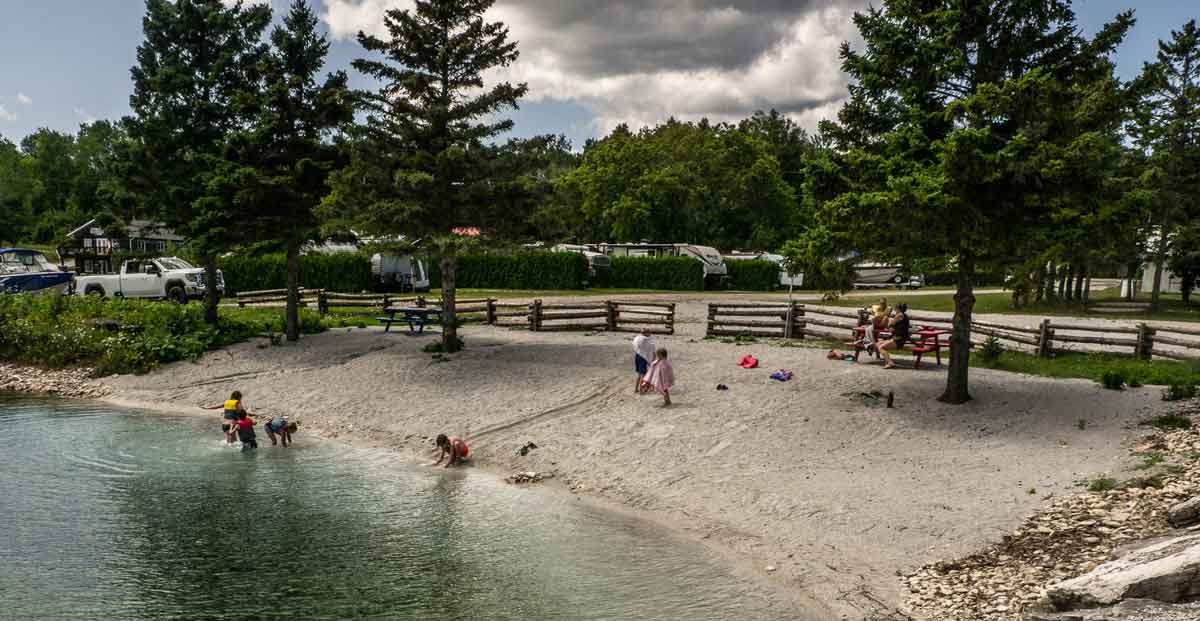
xmin=0 ymin=248 xmax=74 ymax=294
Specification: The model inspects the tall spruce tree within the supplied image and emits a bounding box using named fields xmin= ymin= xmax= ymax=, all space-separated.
xmin=325 ymin=0 xmax=527 ymax=353
xmin=1130 ymin=20 xmax=1200 ymax=309
xmin=124 ymin=0 xmax=270 ymax=324
xmin=218 ymin=0 xmax=353 ymax=341
xmin=819 ymin=1 xmax=1133 ymax=403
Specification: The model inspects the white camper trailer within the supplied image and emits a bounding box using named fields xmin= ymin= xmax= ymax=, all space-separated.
xmin=597 ymin=243 xmax=729 ymax=286
xmin=725 ymin=252 xmax=803 ymax=288
xmin=371 ymin=252 xmax=430 ymax=292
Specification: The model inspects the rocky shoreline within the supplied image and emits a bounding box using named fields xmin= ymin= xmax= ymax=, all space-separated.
xmin=905 ymin=400 xmax=1200 ymax=620
xmin=0 ymin=363 xmax=112 ymax=400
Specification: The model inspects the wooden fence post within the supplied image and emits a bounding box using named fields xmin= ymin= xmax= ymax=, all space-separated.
xmin=381 ymin=294 xmax=390 ymax=310
xmin=1037 ymin=318 xmax=1053 ymax=358
xmin=795 ymin=303 xmax=805 ymax=340
xmin=667 ymin=303 xmax=676 ymax=335
xmin=416 ymin=296 xmax=426 ymax=309
xmin=317 ymin=290 xmax=329 ymax=316
xmin=706 ymin=303 xmax=717 ymax=338
xmin=605 ymin=301 xmax=618 ymax=331
xmin=1136 ymin=323 xmax=1155 ymax=360
xmin=531 ymin=299 xmax=543 ymax=331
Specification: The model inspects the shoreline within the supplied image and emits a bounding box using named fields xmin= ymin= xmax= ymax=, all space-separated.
xmin=4 ymin=316 xmax=1186 ymax=619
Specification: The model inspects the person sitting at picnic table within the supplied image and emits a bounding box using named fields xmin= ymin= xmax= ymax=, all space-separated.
xmin=871 ymin=298 xmax=890 ymax=329
xmin=877 ymin=303 xmax=911 ymax=369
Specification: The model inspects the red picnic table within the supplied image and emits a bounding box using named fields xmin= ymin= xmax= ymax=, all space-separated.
xmin=847 ymin=325 xmax=950 ymax=368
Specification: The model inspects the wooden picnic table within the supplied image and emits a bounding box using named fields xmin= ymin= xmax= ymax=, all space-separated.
xmin=847 ymin=324 xmax=950 ymax=368
xmin=379 ymin=306 xmax=442 ymax=334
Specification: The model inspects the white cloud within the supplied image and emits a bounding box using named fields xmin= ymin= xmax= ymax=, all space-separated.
xmin=321 ymin=0 xmax=864 ymax=135
xmin=74 ymin=108 xmax=98 ymax=124
xmin=16 ymin=92 xmax=32 ymax=106
xmin=0 ymin=105 xmax=16 ymax=122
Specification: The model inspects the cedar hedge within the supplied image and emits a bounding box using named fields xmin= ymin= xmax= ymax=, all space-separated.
xmin=219 ymin=253 xmax=375 ymax=295
xmin=427 ymin=252 xmax=589 ymax=290
xmin=596 ymin=256 xmax=704 ymax=291
xmin=726 ymin=260 xmax=779 ymax=291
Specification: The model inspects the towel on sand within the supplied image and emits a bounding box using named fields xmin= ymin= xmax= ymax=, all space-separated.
xmin=737 ymin=355 xmax=759 ymax=369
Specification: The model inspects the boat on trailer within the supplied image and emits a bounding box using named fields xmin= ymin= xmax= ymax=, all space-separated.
xmin=0 ymin=248 xmax=74 ymax=294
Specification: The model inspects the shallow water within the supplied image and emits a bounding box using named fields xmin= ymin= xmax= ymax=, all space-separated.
xmin=0 ymin=396 xmax=787 ymax=619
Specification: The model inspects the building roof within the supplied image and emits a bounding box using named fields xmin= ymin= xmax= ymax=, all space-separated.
xmin=65 ymin=218 xmax=185 ymax=242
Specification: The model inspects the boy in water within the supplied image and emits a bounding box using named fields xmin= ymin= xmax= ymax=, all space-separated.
xmin=202 ymin=390 xmax=246 ymax=444
xmin=431 ymin=434 xmax=469 ymax=468
xmin=632 ymin=328 xmax=657 ymax=394
xmin=641 ymin=347 xmax=675 ymax=406
xmin=265 ymin=417 xmax=298 ymax=447
xmin=235 ymin=411 xmax=258 ymax=450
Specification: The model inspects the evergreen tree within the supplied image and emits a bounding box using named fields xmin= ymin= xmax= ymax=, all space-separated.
xmin=124 ymin=0 xmax=270 ymax=324
xmin=818 ymin=1 xmax=1133 ymax=403
xmin=325 ymin=0 xmax=527 ymax=353
xmin=218 ymin=0 xmax=353 ymax=341
xmin=1130 ymin=20 xmax=1200 ymax=309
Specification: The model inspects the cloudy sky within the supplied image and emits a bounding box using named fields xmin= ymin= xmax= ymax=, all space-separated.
xmin=0 ymin=1 xmax=1195 ymax=148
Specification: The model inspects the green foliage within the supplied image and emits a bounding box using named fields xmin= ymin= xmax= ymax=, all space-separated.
xmin=426 ymin=252 xmax=588 ymax=290
xmin=726 ymin=260 xmax=779 ymax=291
xmin=1139 ymin=414 xmax=1193 ymax=430
xmin=974 ymin=350 xmax=1200 ymax=387
xmin=1087 ymin=478 xmax=1117 ymax=492
xmin=922 ymin=271 xmax=1007 ymax=287
xmin=1163 ymin=383 xmax=1199 ymax=402
xmin=597 ymin=257 xmax=704 ymax=291
xmin=219 ymin=253 xmax=374 ymax=295
xmin=0 ymin=294 xmax=329 ymax=376
xmin=1100 ymin=370 xmax=1127 ymax=390
xmin=979 ymin=336 xmax=1003 ymax=363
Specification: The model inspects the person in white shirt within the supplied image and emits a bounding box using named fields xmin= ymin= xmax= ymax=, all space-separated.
xmin=632 ymin=328 xmax=657 ymax=394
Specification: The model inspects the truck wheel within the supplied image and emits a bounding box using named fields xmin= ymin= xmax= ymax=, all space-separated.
xmin=85 ymin=285 xmax=105 ymax=298
xmin=168 ymin=286 xmax=188 ymax=304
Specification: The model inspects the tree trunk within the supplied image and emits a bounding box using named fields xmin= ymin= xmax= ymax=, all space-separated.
xmin=1151 ymin=226 xmax=1169 ymax=310
xmin=1033 ymin=266 xmax=1045 ymax=303
xmin=441 ymin=245 xmax=460 ymax=353
xmin=286 ymin=242 xmax=300 ymax=342
xmin=203 ymin=254 xmax=220 ymax=325
xmin=1056 ymin=266 xmax=1067 ymax=302
xmin=1182 ymin=273 xmax=1194 ymax=305
xmin=939 ymin=253 xmax=975 ymax=404
xmin=1074 ymin=264 xmax=1086 ymax=302
xmin=1064 ymin=265 xmax=1075 ymax=302
xmin=1045 ymin=261 xmax=1057 ymax=301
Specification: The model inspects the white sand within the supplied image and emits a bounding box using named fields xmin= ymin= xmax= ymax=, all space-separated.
xmin=100 ymin=297 xmax=1177 ymax=619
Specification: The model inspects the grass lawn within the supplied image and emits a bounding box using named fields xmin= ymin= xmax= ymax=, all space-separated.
xmin=975 ymin=349 xmax=1200 ymax=386
xmin=817 ymin=287 xmax=1200 ymax=323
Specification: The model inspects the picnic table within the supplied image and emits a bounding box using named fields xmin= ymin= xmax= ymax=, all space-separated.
xmin=847 ymin=325 xmax=950 ymax=368
xmin=378 ymin=306 xmax=442 ymax=334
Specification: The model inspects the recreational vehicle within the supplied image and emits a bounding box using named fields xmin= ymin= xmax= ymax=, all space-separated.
xmin=725 ymin=252 xmax=804 ymax=288
xmin=552 ymin=244 xmax=612 ymax=278
xmin=597 ymin=243 xmax=729 ymax=286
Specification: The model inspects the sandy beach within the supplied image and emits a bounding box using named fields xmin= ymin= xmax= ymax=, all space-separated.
xmin=97 ymin=297 xmax=1180 ymax=619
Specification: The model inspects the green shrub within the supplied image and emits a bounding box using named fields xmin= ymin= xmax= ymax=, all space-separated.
xmin=1100 ymin=370 xmax=1126 ymax=390
xmin=219 ymin=253 xmax=374 ymax=295
xmin=1163 ymin=383 xmax=1198 ymax=402
xmin=599 ymin=256 xmax=704 ymax=291
xmin=1087 ymin=477 xmax=1117 ymax=492
xmin=427 ymin=252 xmax=588 ymax=290
xmin=0 ymin=295 xmax=329 ymax=375
xmin=979 ymin=336 xmax=1003 ymax=362
xmin=726 ymin=260 xmax=779 ymax=291
xmin=1139 ymin=414 xmax=1193 ymax=430
xmin=923 ymin=271 xmax=1006 ymax=287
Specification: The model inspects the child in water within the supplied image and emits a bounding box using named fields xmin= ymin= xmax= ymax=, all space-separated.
xmin=203 ymin=390 xmax=246 ymax=444
xmin=235 ymin=411 xmax=257 ymax=450
xmin=265 ymin=417 xmax=298 ymax=447
xmin=641 ymin=347 xmax=675 ymax=406
xmin=431 ymin=434 xmax=469 ymax=468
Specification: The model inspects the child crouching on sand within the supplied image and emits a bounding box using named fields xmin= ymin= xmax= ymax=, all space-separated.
xmin=641 ymin=347 xmax=674 ymax=406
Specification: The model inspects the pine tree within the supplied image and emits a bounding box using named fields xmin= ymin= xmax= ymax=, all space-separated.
xmin=124 ymin=0 xmax=270 ymax=324
xmin=325 ymin=0 xmax=527 ymax=353
xmin=1130 ymin=20 xmax=1200 ymax=309
xmin=819 ymin=1 xmax=1133 ymax=403
xmin=218 ymin=0 xmax=353 ymax=341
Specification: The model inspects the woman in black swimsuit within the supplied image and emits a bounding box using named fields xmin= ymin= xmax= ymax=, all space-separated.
xmin=878 ymin=304 xmax=910 ymax=369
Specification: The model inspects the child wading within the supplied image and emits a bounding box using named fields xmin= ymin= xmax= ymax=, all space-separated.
xmin=632 ymin=328 xmax=657 ymax=394
xmin=265 ymin=417 xmax=297 ymax=447
xmin=641 ymin=347 xmax=675 ymax=406
xmin=203 ymin=391 xmax=247 ymax=444
xmin=235 ymin=412 xmax=258 ymax=450
xmin=431 ymin=434 xmax=469 ymax=468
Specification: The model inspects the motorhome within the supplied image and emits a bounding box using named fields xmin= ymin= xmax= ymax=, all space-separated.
xmin=725 ymin=252 xmax=804 ymax=288
xmin=597 ymin=243 xmax=729 ymax=286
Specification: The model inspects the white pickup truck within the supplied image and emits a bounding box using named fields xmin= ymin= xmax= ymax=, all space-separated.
xmin=73 ymin=257 xmax=224 ymax=303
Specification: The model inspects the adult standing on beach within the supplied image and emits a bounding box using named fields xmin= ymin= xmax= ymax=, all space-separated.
xmin=632 ymin=328 xmax=657 ymax=393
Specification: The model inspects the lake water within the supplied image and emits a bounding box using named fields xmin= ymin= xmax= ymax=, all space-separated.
xmin=0 ymin=396 xmax=789 ymax=619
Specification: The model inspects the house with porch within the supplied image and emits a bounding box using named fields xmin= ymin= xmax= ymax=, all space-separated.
xmin=58 ymin=218 xmax=185 ymax=274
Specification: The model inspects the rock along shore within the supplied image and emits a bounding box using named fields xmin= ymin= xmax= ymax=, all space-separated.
xmin=0 ymin=363 xmax=113 ymax=400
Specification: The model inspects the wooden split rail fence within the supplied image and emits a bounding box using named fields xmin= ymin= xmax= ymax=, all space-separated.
xmin=707 ymin=302 xmax=1200 ymax=362
xmin=525 ymin=300 xmax=675 ymax=334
